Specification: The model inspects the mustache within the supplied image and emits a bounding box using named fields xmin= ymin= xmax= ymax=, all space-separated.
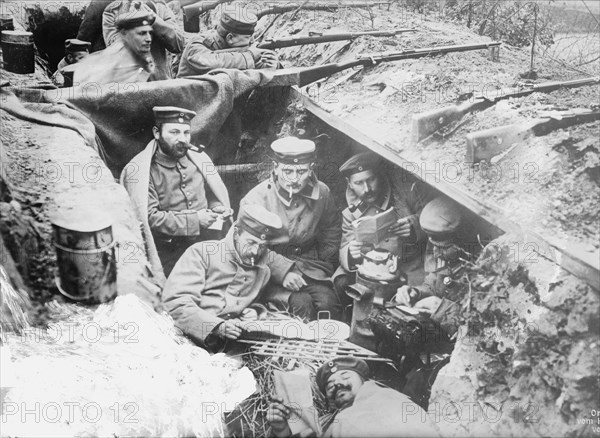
xmin=332 ymin=384 xmax=352 ymax=398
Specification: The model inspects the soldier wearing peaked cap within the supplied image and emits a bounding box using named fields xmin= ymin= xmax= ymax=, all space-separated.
xmin=240 ymin=137 xmax=343 ymax=321
xmin=72 ymin=9 xmax=159 ymax=85
xmin=394 ymin=196 xmax=472 ymax=338
xmin=120 ymin=106 xmax=231 ymax=279
xmin=333 ymin=151 xmax=432 ymax=319
xmin=51 ymin=39 xmax=91 ymax=87
xmin=162 ymin=203 xmax=284 ymax=348
xmin=267 ymin=356 xmax=439 ymax=437
xmin=177 ymin=6 xmax=278 ymax=77
xmin=103 ymin=0 xmax=184 ymax=80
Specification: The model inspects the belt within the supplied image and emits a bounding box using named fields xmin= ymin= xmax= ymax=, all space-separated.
xmin=153 ymin=234 xmax=202 ymax=245
xmin=272 ymin=240 xmax=316 ymax=257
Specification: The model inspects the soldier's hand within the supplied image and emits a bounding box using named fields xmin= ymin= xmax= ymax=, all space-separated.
xmin=388 ymin=217 xmax=412 ymax=237
xmin=394 ymin=285 xmax=420 ymax=306
xmin=266 ymin=396 xmax=292 ymax=437
xmin=214 ymin=319 xmax=243 ymax=339
xmin=348 ymin=240 xmax=364 ymax=260
xmin=282 ymin=272 xmax=307 ymax=292
xmin=259 ymin=50 xmax=278 ymax=68
xmin=240 ymin=308 xmax=258 ymax=321
xmin=211 ymin=205 xmax=233 ymax=218
xmin=198 ymin=209 xmax=218 ymax=228
xmin=414 ymin=296 xmax=442 ymax=314
xmin=248 ymin=47 xmax=263 ymax=62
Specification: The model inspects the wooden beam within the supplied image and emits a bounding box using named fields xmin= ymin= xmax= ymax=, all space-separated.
xmin=291 ymin=87 xmax=600 ymax=291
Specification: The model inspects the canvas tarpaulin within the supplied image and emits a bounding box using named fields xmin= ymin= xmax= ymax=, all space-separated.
xmin=7 ymin=68 xmax=296 ymax=176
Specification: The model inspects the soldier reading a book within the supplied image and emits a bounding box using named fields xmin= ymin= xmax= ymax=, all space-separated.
xmin=332 ymin=152 xmax=432 ymax=313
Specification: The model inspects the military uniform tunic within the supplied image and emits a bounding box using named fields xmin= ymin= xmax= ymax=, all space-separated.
xmin=177 ymin=29 xmax=256 ymax=77
xmin=240 ymin=175 xmax=342 ymax=320
xmin=162 ymin=229 xmax=270 ymax=345
xmin=241 ymin=175 xmax=341 ymax=283
xmin=147 ymin=147 xmax=223 ymax=276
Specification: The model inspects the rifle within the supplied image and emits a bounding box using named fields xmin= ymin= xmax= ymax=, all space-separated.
xmin=412 ymin=76 xmax=600 ymax=143
xmin=268 ymin=41 xmax=501 ymax=88
xmin=182 ymin=0 xmax=233 ymax=33
xmin=252 ymin=2 xmax=391 ymax=19
xmin=466 ymin=108 xmax=600 ymax=163
xmin=257 ymin=29 xmax=416 ymax=50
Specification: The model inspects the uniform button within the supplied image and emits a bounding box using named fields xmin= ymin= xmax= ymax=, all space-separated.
xmin=186 ymin=192 xmax=190 ymax=196
xmin=182 ymin=175 xmax=186 ymax=180
xmin=188 ymin=202 xmax=192 ymax=207
xmin=182 ymin=184 xmax=186 ymax=188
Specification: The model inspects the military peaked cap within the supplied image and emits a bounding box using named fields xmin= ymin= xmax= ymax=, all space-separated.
xmin=220 ymin=9 xmax=257 ymax=36
xmin=116 ymin=10 xmax=155 ymax=30
xmin=270 ymin=137 xmax=316 ymax=165
xmin=419 ymin=197 xmax=462 ymax=241
xmin=152 ymin=106 xmax=196 ymax=125
xmin=237 ymin=204 xmax=283 ymax=242
xmin=316 ymin=357 xmax=370 ymax=394
xmin=339 ymin=152 xmax=381 ymax=177
xmin=64 ymin=38 xmax=91 ymax=53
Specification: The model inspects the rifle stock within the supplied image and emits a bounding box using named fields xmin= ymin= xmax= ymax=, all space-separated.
xmin=466 ymin=109 xmax=600 ymax=163
xmin=413 ymin=76 xmax=600 ymax=143
xmin=257 ymin=29 xmax=416 ymax=50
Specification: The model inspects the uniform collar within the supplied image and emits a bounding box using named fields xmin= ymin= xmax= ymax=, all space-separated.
xmin=345 ymin=177 xmax=391 ymax=219
xmin=153 ymin=142 xmax=190 ymax=169
xmin=272 ymin=172 xmax=320 ymax=207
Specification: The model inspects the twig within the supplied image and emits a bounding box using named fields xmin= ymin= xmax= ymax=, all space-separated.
xmin=290 ymin=0 xmax=310 ymax=20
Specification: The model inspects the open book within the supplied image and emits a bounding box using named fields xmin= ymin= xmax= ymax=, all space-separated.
xmin=352 ymin=207 xmax=398 ymax=245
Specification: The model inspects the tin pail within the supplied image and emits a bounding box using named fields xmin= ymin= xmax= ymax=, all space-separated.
xmin=52 ymin=220 xmax=117 ymax=304
xmin=0 ymin=15 xmax=14 ymax=32
xmin=1 ymin=30 xmax=34 ymax=74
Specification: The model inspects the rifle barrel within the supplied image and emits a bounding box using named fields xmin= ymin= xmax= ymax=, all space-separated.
xmin=256 ymin=29 xmax=416 ymax=50
xmin=254 ymin=2 xmax=391 ymax=19
xmin=296 ymin=41 xmax=501 ymax=87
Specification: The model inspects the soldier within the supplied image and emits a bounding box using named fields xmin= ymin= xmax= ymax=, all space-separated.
xmin=103 ymin=0 xmax=184 ymax=80
xmin=162 ymin=204 xmax=283 ymax=348
xmin=267 ymin=357 xmax=439 ymax=437
xmin=333 ymin=152 xmax=431 ymax=313
xmin=394 ymin=196 xmax=470 ymax=338
xmin=240 ymin=137 xmax=342 ymax=321
xmin=177 ymin=7 xmax=278 ymax=77
xmin=72 ymin=10 xmax=157 ymax=85
xmin=121 ymin=106 xmax=231 ymax=279
xmin=51 ymin=39 xmax=90 ymax=87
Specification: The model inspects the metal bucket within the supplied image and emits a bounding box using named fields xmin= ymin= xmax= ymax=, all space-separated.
xmin=183 ymin=4 xmax=201 ymax=33
xmin=0 ymin=15 xmax=14 ymax=32
xmin=1 ymin=30 xmax=34 ymax=74
xmin=52 ymin=221 xmax=117 ymax=304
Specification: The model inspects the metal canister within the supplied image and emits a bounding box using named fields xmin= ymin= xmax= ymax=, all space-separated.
xmin=0 ymin=14 xmax=14 ymax=32
xmin=1 ymin=30 xmax=34 ymax=74
xmin=346 ymin=270 xmax=405 ymax=351
xmin=52 ymin=215 xmax=117 ymax=304
xmin=183 ymin=4 xmax=201 ymax=33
